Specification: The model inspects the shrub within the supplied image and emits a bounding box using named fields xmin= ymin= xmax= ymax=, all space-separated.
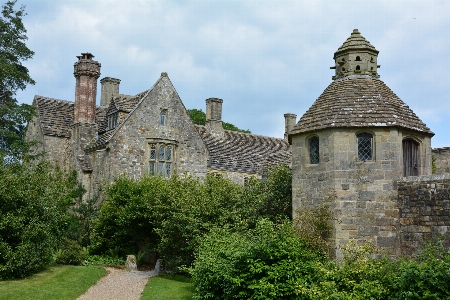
xmin=0 ymin=161 xmax=79 ymax=279
xmin=54 ymin=239 xmax=87 ymax=266
xmin=392 ymin=238 xmax=450 ymax=299
xmin=190 ymin=219 xmax=324 ymax=300
xmin=91 ymin=165 xmax=293 ymax=271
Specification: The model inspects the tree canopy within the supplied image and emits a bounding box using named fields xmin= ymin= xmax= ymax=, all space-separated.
xmin=187 ymin=108 xmax=251 ymax=134
xmin=0 ymin=0 xmax=35 ymax=162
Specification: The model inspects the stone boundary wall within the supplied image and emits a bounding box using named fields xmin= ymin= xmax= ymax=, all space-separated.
xmin=397 ymin=173 xmax=450 ymax=256
xmin=432 ymin=147 xmax=450 ymax=174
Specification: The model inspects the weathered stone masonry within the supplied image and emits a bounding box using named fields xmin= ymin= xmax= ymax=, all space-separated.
xmin=397 ymin=174 xmax=450 ymax=256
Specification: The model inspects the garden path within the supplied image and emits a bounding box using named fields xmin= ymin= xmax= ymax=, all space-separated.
xmin=77 ymin=267 xmax=158 ymax=300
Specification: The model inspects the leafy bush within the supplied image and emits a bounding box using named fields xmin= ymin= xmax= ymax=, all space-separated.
xmin=83 ymin=254 xmax=126 ymax=266
xmin=0 ymin=161 xmax=79 ymax=279
xmin=392 ymin=238 xmax=450 ymax=299
xmin=190 ymin=219 xmax=324 ymax=300
xmin=54 ymin=239 xmax=87 ymax=266
xmin=90 ymin=164 xmax=293 ymax=271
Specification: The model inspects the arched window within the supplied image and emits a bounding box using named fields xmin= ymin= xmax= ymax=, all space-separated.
xmin=342 ymin=67 xmax=346 ymax=72
xmin=356 ymin=56 xmax=361 ymax=61
xmin=309 ymin=136 xmax=319 ymax=164
xmin=357 ymin=132 xmax=373 ymax=161
xmin=356 ymin=65 xmax=361 ymax=70
xmin=160 ymin=110 xmax=167 ymax=126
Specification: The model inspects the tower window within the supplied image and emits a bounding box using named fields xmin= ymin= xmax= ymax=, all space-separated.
xmin=160 ymin=110 xmax=167 ymax=126
xmin=309 ymin=136 xmax=319 ymax=164
xmin=342 ymin=68 xmax=346 ymax=72
xmin=357 ymin=132 xmax=373 ymax=161
xmin=356 ymin=56 xmax=361 ymax=61
xmin=356 ymin=65 xmax=361 ymax=70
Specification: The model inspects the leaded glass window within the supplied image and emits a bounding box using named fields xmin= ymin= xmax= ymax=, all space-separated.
xmin=357 ymin=132 xmax=373 ymax=161
xmin=309 ymin=136 xmax=319 ymax=164
xmin=149 ymin=143 xmax=173 ymax=178
xmin=149 ymin=144 xmax=156 ymax=176
xmin=107 ymin=112 xmax=118 ymax=130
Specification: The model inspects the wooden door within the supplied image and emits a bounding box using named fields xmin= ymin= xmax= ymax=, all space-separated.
xmin=403 ymin=139 xmax=419 ymax=177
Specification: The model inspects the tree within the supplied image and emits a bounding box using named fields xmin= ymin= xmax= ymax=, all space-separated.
xmin=187 ymin=108 xmax=251 ymax=134
xmin=0 ymin=0 xmax=35 ymax=162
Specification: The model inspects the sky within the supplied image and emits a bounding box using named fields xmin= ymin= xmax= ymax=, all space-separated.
xmin=13 ymin=0 xmax=450 ymax=148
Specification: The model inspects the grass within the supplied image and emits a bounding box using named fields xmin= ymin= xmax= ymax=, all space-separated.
xmin=141 ymin=274 xmax=195 ymax=300
xmin=0 ymin=265 xmax=106 ymax=300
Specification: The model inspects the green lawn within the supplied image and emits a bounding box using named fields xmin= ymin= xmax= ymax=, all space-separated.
xmin=141 ymin=274 xmax=194 ymax=300
xmin=0 ymin=265 xmax=106 ymax=300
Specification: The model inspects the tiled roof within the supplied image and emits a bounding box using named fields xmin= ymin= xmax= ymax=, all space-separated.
xmin=196 ymin=125 xmax=291 ymax=174
xmin=291 ymin=76 xmax=433 ymax=136
xmin=335 ymin=29 xmax=378 ymax=57
xmin=33 ymin=96 xmax=107 ymax=138
xmin=89 ymin=89 xmax=152 ymax=150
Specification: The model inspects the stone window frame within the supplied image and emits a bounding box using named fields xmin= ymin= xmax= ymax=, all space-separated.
xmin=160 ymin=109 xmax=167 ymax=126
xmin=107 ymin=112 xmax=118 ymax=130
xmin=308 ymin=135 xmax=320 ymax=164
xmin=356 ymin=131 xmax=374 ymax=161
xmin=147 ymin=138 xmax=177 ymax=178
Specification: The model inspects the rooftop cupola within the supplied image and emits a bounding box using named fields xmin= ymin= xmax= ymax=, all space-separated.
xmin=331 ymin=29 xmax=380 ymax=80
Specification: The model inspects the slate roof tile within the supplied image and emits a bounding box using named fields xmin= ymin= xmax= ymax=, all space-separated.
xmin=33 ymin=96 xmax=107 ymax=138
xmin=196 ymin=125 xmax=291 ymax=173
xmin=291 ymin=76 xmax=433 ymax=136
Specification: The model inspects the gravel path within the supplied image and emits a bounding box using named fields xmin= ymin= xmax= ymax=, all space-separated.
xmin=77 ymin=267 xmax=158 ymax=300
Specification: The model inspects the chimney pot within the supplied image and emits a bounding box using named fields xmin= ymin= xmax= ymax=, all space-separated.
xmin=73 ymin=53 xmax=101 ymax=123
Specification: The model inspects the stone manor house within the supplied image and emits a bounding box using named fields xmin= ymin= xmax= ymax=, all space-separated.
xmin=26 ymin=29 xmax=450 ymax=258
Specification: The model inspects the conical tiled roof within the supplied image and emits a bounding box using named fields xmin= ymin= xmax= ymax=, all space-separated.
xmin=334 ymin=29 xmax=378 ymax=58
xmin=290 ymin=76 xmax=433 ymax=136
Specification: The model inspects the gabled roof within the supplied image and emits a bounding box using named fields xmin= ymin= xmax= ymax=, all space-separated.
xmin=291 ymin=76 xmax=433 ymax=136
xmin=32 ymin=96 xmax=107 ymax=138
xmin=196 ymin=125 xmax=291 ymax=174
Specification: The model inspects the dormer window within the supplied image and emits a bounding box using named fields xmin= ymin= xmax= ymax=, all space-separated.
xmin=107 ymin=112 xmax=118 ymax=130
xmin=160 ymin=110 xmax=167 ymax=126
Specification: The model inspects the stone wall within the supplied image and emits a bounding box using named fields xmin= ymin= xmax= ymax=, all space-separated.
xmin=432 ymin=147 xmax=450 ymax=174
xmin=99 ymin=75 xmax=208 ymax=184
xmin=292 ymin=126 xmax=433 ymax=258
xmin=207 ymin=168 xmax=261 ymax=185
xmin=397 ymin=174 xmax=450 ymax=256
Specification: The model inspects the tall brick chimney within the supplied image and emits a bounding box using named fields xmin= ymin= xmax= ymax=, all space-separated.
xmin=284 ymin=113 xmax=297 ymax=140
xmin=100 ymin=77 xmax=120 ymax=107
xmin=73 ymin=53 xmax=101 ymax=123
xmin=205 ymin=98 xmax=224 ymax=135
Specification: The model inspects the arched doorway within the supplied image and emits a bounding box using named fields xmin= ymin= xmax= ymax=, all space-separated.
xmin=403 ymin=139 xmax=419 ymax=177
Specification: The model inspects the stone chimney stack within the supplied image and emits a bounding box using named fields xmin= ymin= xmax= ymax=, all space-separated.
xmin=100 ymin=77 xmax=120 ymax=107
xmin=284 ymin=113 xmax=297 ymax=140
xmin=73 ymin=53 xmax=101 ymax=123
xmin=205 ymin=98 xmax=224 ymax=135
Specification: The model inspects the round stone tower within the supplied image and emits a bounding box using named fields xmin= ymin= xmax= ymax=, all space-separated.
xmin=289 ymin=29 xmax=434 ymax=258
